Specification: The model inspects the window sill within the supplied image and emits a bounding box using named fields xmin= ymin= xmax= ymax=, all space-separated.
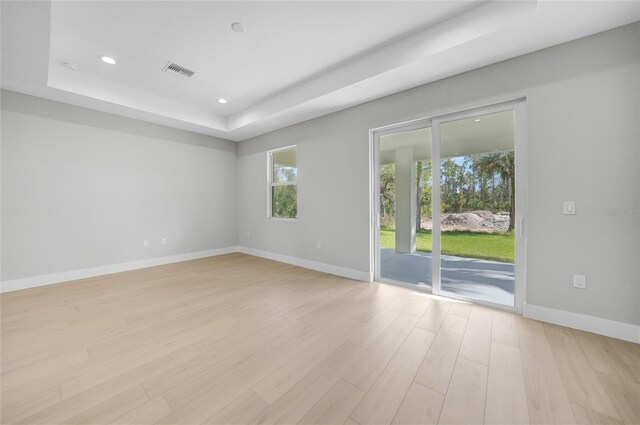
xmin=269 ymin=217 xmax=298 ymax=222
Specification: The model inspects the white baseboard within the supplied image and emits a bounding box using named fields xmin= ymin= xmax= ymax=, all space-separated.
xmin=523 ymin=302 xmax=640 ymax=343
xmin=238 ymin=246 xmax=371 ymax=282
xmin=0 ymin=246 xmax=240 ymax=293
xmin=2 ymin=246 xmax=372 ymax=293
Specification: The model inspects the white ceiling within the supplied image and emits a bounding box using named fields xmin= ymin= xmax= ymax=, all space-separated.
xmin=381 ymin=128 xmax=433 ymax=165
xmin=2 ymin=1 xmax=639 ymax=142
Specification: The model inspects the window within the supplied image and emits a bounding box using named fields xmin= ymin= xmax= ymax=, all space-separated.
xmin=268 ymin=146 xmax=297 ymax=219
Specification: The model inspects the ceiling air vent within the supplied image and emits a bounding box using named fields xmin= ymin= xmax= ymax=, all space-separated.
xmin=162 ymin=61 xmax=195 ymax=78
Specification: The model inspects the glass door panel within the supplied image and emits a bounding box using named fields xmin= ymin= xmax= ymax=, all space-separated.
xmin=378 ymin=127 xmax=433 ymax=288
xmin=438 ymin=110 xmax=516 ymax=306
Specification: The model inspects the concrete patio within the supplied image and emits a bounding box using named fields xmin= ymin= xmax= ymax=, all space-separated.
xmin=380 ymin=248 xmax=515 ymax=306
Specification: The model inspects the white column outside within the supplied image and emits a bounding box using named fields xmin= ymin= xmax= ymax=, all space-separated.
xmin=394 ymin=145 xmax=416 ymax=253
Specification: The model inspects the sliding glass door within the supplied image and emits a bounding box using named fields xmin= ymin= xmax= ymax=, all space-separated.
xmin=377 ymin=124 xmax=433 ymax=288
xmin=374 ymin=101 xmax=525 ymax=311
xmin=437 ymin=110 xmax=516 ymax=307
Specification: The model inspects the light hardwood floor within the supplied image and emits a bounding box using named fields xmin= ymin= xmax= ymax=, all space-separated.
xmin=1 ymin=253 xmax=639 ymax=425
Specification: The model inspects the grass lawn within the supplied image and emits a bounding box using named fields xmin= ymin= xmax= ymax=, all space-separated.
xmin=380 ymin=226 xmax=515 ymax=263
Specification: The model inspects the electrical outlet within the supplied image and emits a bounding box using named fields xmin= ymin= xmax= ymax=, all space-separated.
xmin=142 ymin=239 xmax=149 ymax=247
xmin=563 ymin=201 xmax=576 ymax=215
xmin=246 ymin=231 xmax=251 ymax=239
xmin=161 ymin=237 xmax=167 ymax=245
xmin=316 ymin=241 xmax=322 ymax=249
xmin=573 ymin=274 xmax=586 ymax=289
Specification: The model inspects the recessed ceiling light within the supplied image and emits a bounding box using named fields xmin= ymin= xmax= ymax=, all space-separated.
xmin=217 ymin=98 xmax=228 ymax=104
xmin=231 ymin=22 xmax=245 ymax=33
xmin=61 ymin=61 xmax=78 ymax=70
xmin=100 ymin=56 xmax=116 ymax=65
xmin=474 ymin=118 xmax=481 ymax=122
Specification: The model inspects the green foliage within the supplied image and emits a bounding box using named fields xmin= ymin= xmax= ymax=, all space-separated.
xmin=380 ymin=226 xmax=515 ymax=263
xmin=379 ymin=164 xmax=396 ymax=223
xmin=272 ymin=185 xmax=297 ymax=218
xmin=380 ymin=151 xmax=515 ymax=230
xmin=471 ymin=152 xmax=515 ymax=230
xmin=440 ymin=152 xmax=514 ymax=215
xmin=271 ymin=159 xmax=297 ymax=218
xmin=416 ymin=160 xmax=432 ymax=226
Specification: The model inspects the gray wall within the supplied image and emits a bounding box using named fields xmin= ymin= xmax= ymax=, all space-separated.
xmin=1 ymin=90 xmax=238 ymax=281
xmin=238 ymin=23 xmax=640 ymax=325
xmin=2 ymin=24 xmax=638 ymax=326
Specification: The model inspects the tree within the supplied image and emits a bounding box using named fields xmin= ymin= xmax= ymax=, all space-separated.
xmin=411 ymin=160 xmax=438 ymax=229
xmin=381 ymin=152 xmax=514 ymax=233
xmin=379 ymin=164 xmax=396 ymax=225
xmin=441 ymin=159 xmax=466 ymax=213
xmin=420 ymin=161 xmax=433 ymax=221
xmin=272 ymin=163 xmax=297 ymax=218
xmin=473 ymin=152 xmax=515 ymax=231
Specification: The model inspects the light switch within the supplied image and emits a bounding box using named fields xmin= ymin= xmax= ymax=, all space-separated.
xmin=563 ymin=201 xmax=576 ymax=215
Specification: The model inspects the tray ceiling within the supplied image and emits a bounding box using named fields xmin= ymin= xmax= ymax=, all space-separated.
xmin=2 ymin=1 xmax=638 ymax=141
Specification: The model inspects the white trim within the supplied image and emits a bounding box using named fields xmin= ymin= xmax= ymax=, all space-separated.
xmin=268 ymin=217 xmax=297 ymax=222
xmin=435 ymin=99 xmax=524 ymax=124
xmin=372 ymin=129 xmax=381 ymax=281
xmin=514 ymin=100 xmax=528 ymax=314
xmin=2 ymin=245 xmax=374 ymax=294
xmin=268 ymin=144 xmax=298 ymax=153
xmin=369 ymin=128 xmax=377 ymax=281
xmin=369 ymin=98 xmax=526 ymax=135
xmin=432 ymin=118 xmax=442 ymax=294
xmin=523 ymin=303 xmax=640 ymax=344
xmin=238 ymin=246 xmax=371 ymax=282
xmin=0 ymin=247 xmax=239 ymax=293
xmin=371 ymin=118 xmax=432 ymax=283
xmin=372 ymin=119 xmax=433 ymax=138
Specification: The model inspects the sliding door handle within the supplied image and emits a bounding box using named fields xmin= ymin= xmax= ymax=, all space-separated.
xmin=517 ymin=216 xmax=525 ymax=237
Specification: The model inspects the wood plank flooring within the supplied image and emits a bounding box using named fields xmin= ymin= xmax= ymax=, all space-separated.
xmin=1 ymin=253 xmax=639 ymax=424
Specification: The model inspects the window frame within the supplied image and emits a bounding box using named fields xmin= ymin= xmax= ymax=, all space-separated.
xmin=267 ymin=145 xmax=298 ymax=221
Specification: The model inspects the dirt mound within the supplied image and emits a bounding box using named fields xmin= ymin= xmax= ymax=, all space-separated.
xmin=421 ymin=211 xmax=510 ymax=232
xmin=442 ymin=212 xmax=483 ymax=228
xmin=468 ymin=210 xmax=494 ymax=219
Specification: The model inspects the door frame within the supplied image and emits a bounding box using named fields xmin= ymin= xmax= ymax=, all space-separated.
xmin=371 ymin=118 xmax=433 ymax=286
xmin=370 ymin=99 xmax=527 ymax=313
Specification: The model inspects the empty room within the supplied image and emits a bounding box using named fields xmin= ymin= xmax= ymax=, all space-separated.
xmin=1 ymin=1 xmax=639 ymax=424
